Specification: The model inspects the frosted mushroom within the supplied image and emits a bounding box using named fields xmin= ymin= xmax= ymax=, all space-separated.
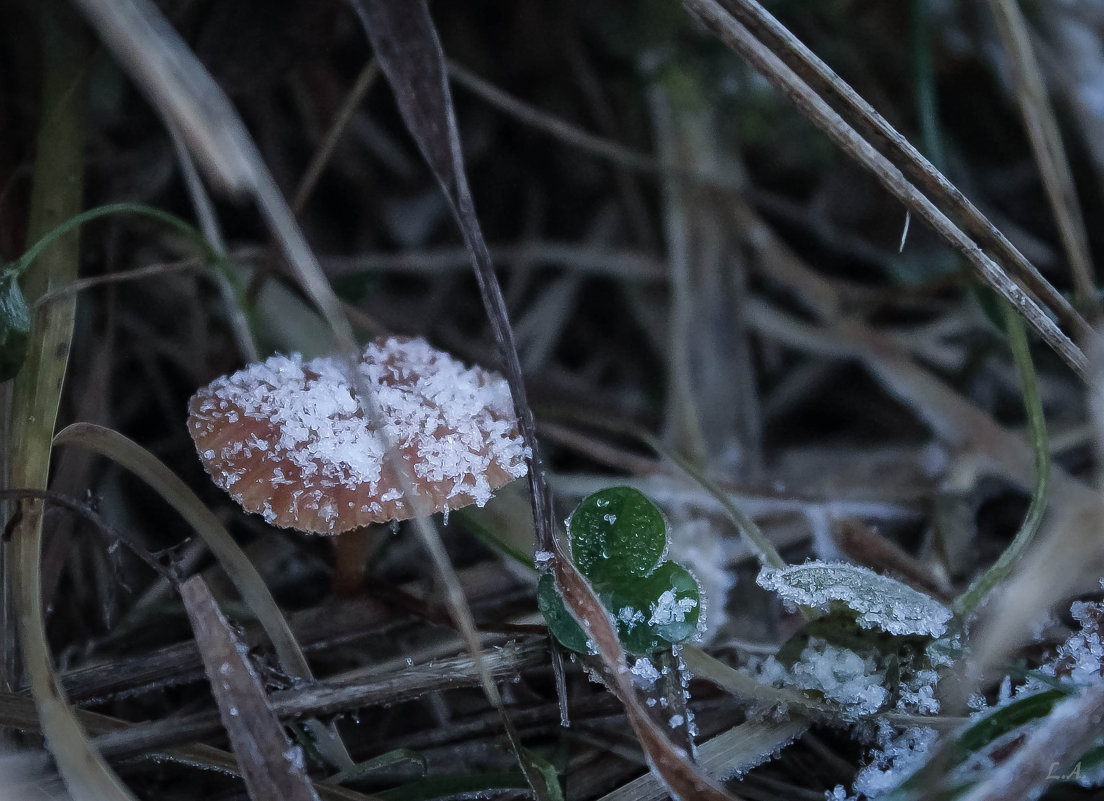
xmin=187 ymin=336 xmax=530 ymax=535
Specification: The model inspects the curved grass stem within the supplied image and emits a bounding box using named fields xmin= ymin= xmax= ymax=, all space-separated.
xmin=953 ymin=300 xmax=1051 ymax=619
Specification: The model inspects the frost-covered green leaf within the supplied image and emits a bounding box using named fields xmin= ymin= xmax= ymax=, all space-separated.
xmin=608 ymin=561 xmax=701 ymax=649
xmin=760 ymin=610 xmax=940 ymax=721
xmin=761 ymin=635 xmax=889 ymax=717
xmin=757 ymin=561 xmax=951 ymax=637
xmin=952 ymin=689 xmax=1066 ymax=763
xmin=540 ymin=488 xmax=704 ymax=655
xmin=0 ymin=274 xmax=31 ymax=381
xmin=568 ymin=486 xmax=667 ymax=582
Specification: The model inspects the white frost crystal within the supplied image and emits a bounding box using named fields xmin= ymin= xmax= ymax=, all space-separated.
xmin=618 ymin=606 xmax=646 ymax=631
xmin=852 ymin=723 xmax=939 ymax=798
xmin=648 ymin=589 xmax=698 ymax=627
xmin=759 ymin=637 xmax=889 ymax=718
xmin=629 ymin=656 xmax=661 ymax=687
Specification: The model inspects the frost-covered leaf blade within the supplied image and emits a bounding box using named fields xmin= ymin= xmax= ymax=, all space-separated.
xmin=952 ymin=688 xmax=1066 ymax=765
xmin=888 ymin=689 xmax=1070 ymax=801
xmin=568 ymin=486 xmax=667 ymax=583
xmin=757 ymin=561 xmax=951 ymax=637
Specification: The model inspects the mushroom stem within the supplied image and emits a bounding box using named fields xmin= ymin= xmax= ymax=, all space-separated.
xmin=333 ymin=524 xmax=382 ymax=599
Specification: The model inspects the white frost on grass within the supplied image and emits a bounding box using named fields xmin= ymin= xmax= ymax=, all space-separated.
xmin=1043 ymin=598 xmax=1104 ymax=686
xmin=839 ymin=587 xmax=1104 ymax=799
xmin=757 ymin=561 xmax=951 ymax=637
xmin=852 ymin=722 xmax=939 ymax=799
xmin=758 ymin=636 xmax=888 ymax=718
xmin=897 ymin=667 xmax=940 ymax=715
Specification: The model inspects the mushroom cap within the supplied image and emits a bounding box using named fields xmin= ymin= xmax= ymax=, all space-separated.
xmin=187 ymin=336 xmax=530 ymax=534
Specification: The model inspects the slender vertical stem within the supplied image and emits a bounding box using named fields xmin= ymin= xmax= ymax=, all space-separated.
xmin=909 ymin=0 xmax=945 ymax=172
xmin=953 ymin=301 xmax=1050 ymax=619
xmin=987 ymin=0 xmax=1098 ymax=317
xmin=8 ymin=6 xmax=137 ymax=800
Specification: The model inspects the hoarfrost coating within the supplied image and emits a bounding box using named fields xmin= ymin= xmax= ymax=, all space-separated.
xmin=757 ymin=561 xmax=951 ymax=637
xmin=188 ymin=336 xmax=530 ymax=533
xmin=758 ymin=636 xmax=889 ymax=718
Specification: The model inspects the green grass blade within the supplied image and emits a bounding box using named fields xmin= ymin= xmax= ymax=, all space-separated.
xmin=376 ymin=772 xmax=527 ymax=801
xmin=953 ymin=300 xmax=1050 ymax=619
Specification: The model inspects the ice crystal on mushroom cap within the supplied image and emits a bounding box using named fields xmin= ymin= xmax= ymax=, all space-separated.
xmin=188 ymin=336 xmax=529 ymax=534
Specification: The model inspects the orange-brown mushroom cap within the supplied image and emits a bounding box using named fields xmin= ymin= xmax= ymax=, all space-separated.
xmin=187 ymin=336 xmax=530 ymax=534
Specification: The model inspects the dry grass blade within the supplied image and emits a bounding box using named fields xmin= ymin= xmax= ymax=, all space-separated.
xmin=293 ymin=59 xmax=380 ymax=215
xmin=181 ymin=575 xmax=323 ymax=801
xmin=52 ymin=422 xmax=352 ymax=770
xmin=651 ymin=86 xmax=709 ymax=463
xmin=987 ymin=0 xmax=1098 ymax=316
xmin=684 ymin=0 xmax=1090 ymax=380
xmin=595 ymin=718 xmax=807 ymax=801
xmin=322 ymin=243 xmax=666 ymax=282
xmin=350 ymin=0 xmax=554 ymax=551
xmin=71 ymin=0 xmax=356 ymax=355
xmin=168 ymin=121 xmax=258 ymax=363
xmin=68 ymin=0 xmax=253 ymax=196
xmin=713 ymin=0 xmax=1092 ymax=344
xmin=56 ymin=562 xmax=513 ymax=703
xmin=447 ymin=61 xmax=659 ymax=176
xmin=88 ymin=640 xmax=547 ymax=760
xmin=358 ymin=2 xmax=745 ymax=795
xmin=32 ymin=258 xmax=203 ymax=305
xmin=961 ymin=681 xmax=1104 ymax=801
xmin=6 ymin=7 xmax=136 ymax=801
xmin=346 ymin=3 xmax=564 ymax=795
xmin=0 ymin=693 xmax=379 ymax=801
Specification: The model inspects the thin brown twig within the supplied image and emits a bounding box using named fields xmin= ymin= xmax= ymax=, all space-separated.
xmin=87 ymin=639 xmax=548 ymax=759
xmin=292 ymin=59 xmax=381 ymax=215
xmin=33 ymin=258 xmax=202 ymax=307
xmin=0 ymin=488 xmax=177 ymax=583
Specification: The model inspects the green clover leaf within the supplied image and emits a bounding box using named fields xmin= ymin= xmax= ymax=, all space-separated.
xmin=539 ymin=487 xmax=703 ymax=655
xmin=567 ymin=486 xmax=668 ymax=582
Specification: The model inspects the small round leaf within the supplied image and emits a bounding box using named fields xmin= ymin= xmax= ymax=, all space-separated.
xmin=568 ymin=487 xmax=668 ymax=583
xmin=607 ymin=561 xmax=703 ymax=653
